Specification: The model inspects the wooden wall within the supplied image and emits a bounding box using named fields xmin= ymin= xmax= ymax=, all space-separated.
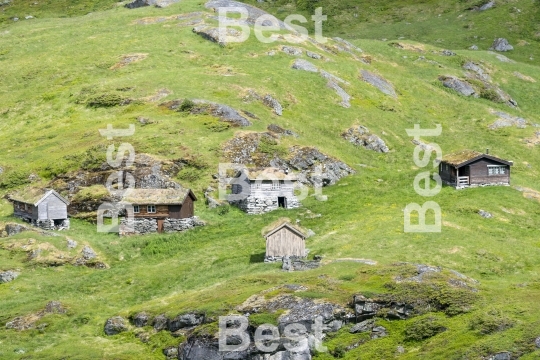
xmin=180 ymin=196 xmax=194 ymax=219
xmin=266 ymin=228 xmax=305 ymax=257
xmin=468 ymin=159 xmax=510 ymax=185
xmin=134 ymin=205 xmax=169 ymax=218
xmin=13 ymin=201 xmax=36 ymax=220
xmin=38 ymin=194 xmax=68 ymax=220
xmin=439 ymin=163 xmax=456 ymax=183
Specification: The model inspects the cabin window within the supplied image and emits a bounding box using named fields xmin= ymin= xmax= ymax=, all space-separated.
xmin=133 ymin=205 xmax=140 ymax=213
xmin=488 ymin=165 xmax=506 ymax=175
xmin=253 ymin=182 xmax=261 ymax=190
xmin=24 ymin=204 xmax=28 ymax=211
xmin=147 ymin=205 xmax=156 ymax=213
xmin=271 ymin=181 xmax=280 ymax=190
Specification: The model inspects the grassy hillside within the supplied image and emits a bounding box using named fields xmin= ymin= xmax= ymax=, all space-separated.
xmin=0 ymin=0 xmax=540 ymax=359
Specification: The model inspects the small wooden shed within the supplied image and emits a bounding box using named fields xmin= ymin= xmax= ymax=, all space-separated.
xmin=264 ymin=222 xmax=306 ymax=260
xmin=439 ymin=150 xmax=513 ymax=188
xmin=9 ymin=188 xmax=70 ymax=229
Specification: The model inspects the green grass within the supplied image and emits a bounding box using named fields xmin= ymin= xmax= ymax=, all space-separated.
xmin=0 ymin=0 xmax=540 ymax=359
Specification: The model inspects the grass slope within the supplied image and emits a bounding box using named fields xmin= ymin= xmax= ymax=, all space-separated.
xmin=0 ymin=0 xmax=539 ymax=359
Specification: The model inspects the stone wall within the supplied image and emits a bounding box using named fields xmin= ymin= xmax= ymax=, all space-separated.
xmin=232 ymin=195 xmax=300 ymax=215
xmin=12 ymin=215 xmax=70 ymax=231
xmin=120 ymin=216 xmax=204 ymax=236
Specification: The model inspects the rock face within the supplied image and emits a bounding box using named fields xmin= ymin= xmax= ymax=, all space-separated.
xmin=360 ymin=70 xmax=397 ymax=98
xmin=263 ymin=94 xmax=283 ymax=116
xmin=349 ymin=319 xmax=375 ymax=333
xmin=489 ymin=111 xmax=527 ymax=129
xmin=490 ymin=38 xmax=513 ymax=52
xmin=125 ymin=0 xmax=180 ymax=8
xmin=132 ymin=312 xmax=151 ymax=327
xmin=153 ymin=314 xmax=169 ymax=331
xmin=439 ymin=76 xmax=476 ymax=96
xmin=104 ymin=316 xmax=128 ymax=336
xmin=463 ymin=61 xmax=490 ymax=81
xmin=0 ymin=270 xmax=20 ymax=284
xmin=168 ymin=313 xmax=205 ymax=332
xmin=342 ymin=126 xmax=389 ymax=153
xmin=291 ymin=59 xmax=319 ymax=73
xmin=267 ymin=124 xmax=298 ymax=138
xmin=353 ymin=295 xmax=414 ymax=321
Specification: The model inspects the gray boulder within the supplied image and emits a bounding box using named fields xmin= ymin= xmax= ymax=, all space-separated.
xmin=306 ymin=51 xmax=322 ymax=60
xmin=463 ymin=61 xmax=490 ymax=81
xmin=440 ymin=50 xmax=456 ymax=56
xmin=104 ymin=316 xmax=128 ymax=336
xmin=327 ymin=81 xmax=351 ymax=108
xmin=168 ymin=313 xmax=204 ymax=332
xmin=360 ymin=70 xmax=397 ymax=98
xmin=291 ymin=59 xmax=318 ymax=73
xmin=263 ymin=94 xmax=283 ymax=116
xmin=535 ymin=336 xmax=540 ymax=348
xmin=192 ymin=25 xmax=241 ymax=47
xmin=371 ymin=326 xmax=387 ymax=339
xmin=478 ymin=210 xmax=493 ymax=218
xmin=0 ymin=270 xmax=20 ymax=284
xmin=66 ymin=238 xmax=77 ymax=249
xmin=479 ymin=1 xmax=496 ymax=11
xmin=350 ymin=319 xmax=375 ymax=333
xmin=82 ymin=246 xmax=97 ymax=260
xmin=282 ymin=46 xmax=303 ymax=56
xmin=132 ymin=312 xmax=151 ymax=327
xmin=439 ymin=76 xmax=476 ymax=97
xmin=489 ymin=111 xmax=527 ymax=129
xmin=490 ymin=38 xmax=513 ymax=52
xmin=343 ymin=126 xmax=389 ymax=153
xmin=469 ymin=45 xmax=479 ymax=50
xmin=5 ymin=223 xmax=30 ymax=236
xmin=267 ymin=124 xmax=298 ymax=138
xmin=125 ymin=0 xmax=180 ymax=8
xmin=153 ymin=314 xmax=169 ymax=331
xmin=488 ymin=352 xmax=512 ymax=360
xmin=192 ymin=100 xmax=252 ymax=126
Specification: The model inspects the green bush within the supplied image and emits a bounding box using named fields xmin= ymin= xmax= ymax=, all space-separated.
xmin=179 ymin=99 xmax=196 ymax=112
xmin=217 ymin=204 xmax=230 ymax=216
xmin=0 ymin=170 xmax=30 ymax=189
xmin=405 ymin=317 xmax=447 ymax=341
xmin=469 ymin=310 xmax=514 ymax=334
xmin=86 ymin=93 xmax=129 ymax=108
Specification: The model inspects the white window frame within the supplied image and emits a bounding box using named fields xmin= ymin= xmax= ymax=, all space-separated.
xmin=253 ymin=181 xmax=261 ymax=190
xmin=133 ymin=205 xmax=140 ymax=213
xmin=271 ymin=181 xmax=280 ymax=190
xmin=488 ymin=165 xmax=506 ymax=176
xmin=147 ymin=205 xmax=156 ymax=213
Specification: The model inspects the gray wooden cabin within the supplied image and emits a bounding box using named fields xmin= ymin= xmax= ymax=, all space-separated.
xmin=439 ymin=150 xmax=513 ymax=189
xmin=264 ymin=222 xmax=306 ymax=261
xmin=230 ymin=167 xmax=300 ymax=214
xmin=9 ymin=189 xmax=70 ymax=230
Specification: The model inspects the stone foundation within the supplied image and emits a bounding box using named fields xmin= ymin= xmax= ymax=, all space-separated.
xmin=119 ymin=216 xmax=205 ymax=236
xmin=232 ymin=196 xmax=300 ymax=215
xmin=13 ymin=216 xmax=70 ymax=231
xmin=443 ymin=180 xmax=510 ymax=190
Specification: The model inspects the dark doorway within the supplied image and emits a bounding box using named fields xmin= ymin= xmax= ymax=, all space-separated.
xmin=278 ymin=197 xmax=286 ymax=208
xmin=157 ymin=219 xmax=164 ymax=233
xmin=169 ymin=205 xmax=181 ymax=219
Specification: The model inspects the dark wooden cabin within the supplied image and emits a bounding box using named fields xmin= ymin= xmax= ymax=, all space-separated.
xmin=9 ymin=188 xmax=70 ymax=229
xmin=439 ymin=150 xmax=513 ymax=188
xmin=121 ymin=188 xmax=197 ymax=220
xmin=264 ymin=222 xmax=306 ymax=260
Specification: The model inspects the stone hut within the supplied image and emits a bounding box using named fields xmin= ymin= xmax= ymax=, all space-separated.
xmin=8 ymin=188 xmax=70 ymax=230
xmin=229 ymin=167 xmax=300 ymax=214
xmin=439 ymin=149 xmax=513 ymax=189
xmin=119 ymin=188 xmax=202 ymax=235
xmin=264 ymin=222 xmax=306 ymax=262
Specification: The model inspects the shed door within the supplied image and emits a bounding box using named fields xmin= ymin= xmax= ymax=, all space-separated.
xmin=169 ymin=205 xmax=181 ymax=219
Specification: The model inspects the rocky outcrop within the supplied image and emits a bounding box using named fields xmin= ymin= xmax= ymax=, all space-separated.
xmin=489 ymin=111 xmax=527 ymax=129
xmin=327 ymin=81 xmax=351 ymax=108
xmin=306 ymin=51 xmax=322 ymax=60
xmin=478 ymin=209 xmax=493 ymax=218
xmin=132 ymin=312 xmax=151 ymax=327
xmin=6 ymin=301 xmax=67 ymax=331
xmin=342 ymin=126 xmax=389 ymax=153
xmin=104 ymin=316 xmax=128 ymax=336
xmin=125 ymin=0 xmax=180 ymax=9
xmin=291 ymin=59 xmax=319 ymax=72
xmin=192 ymin=100 xmax=252 ymax=126
xmin=267 ymin=124 xmax=299 ymax=138
xmin=353 ymin=295 xmax=414 ymax=321
xmin=360 ymin=70 xmax=397 ymax=98
xmin=192 ymin=25 xmax=242 ymax=47
xmin=263 ymin=94 xmax=283 ymax=116
xmin=439 ymin=76 xmax=476 ymax=96
xmin=490 ymin=38 xmax=513 ymax=52
xmin=0 ymin=270 xmax=19 ymax=284
xmin=281 ymin=46 xmax=303 ymax=56
xmin=488 ymin=352 xmax=512 ymax=360
xmin=463 ymin=61 xmax=490 ymax=81
xmin=168 ymin=313 xmax=205 ymax=332
xmin=478 ymin=1 xmax=495 ymax=11
xmin=4 ymin=223 xmax=31 ymax=236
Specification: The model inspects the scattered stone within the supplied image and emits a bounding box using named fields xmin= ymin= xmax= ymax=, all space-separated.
xmin=192 ymin=25 xmax=241 ymax=46
xmin=371 ymin=325 xmax=387 ymax=339
xmin=291 ymin=59 xmax=318 ymax=72
xmin=25 ymin=15 xmax=34 ymax=20
xmin=463 ymin=61 xmax=490 ymax=81
xmin=4 ymin=223 xmax=31 ymax=236
xmin=479 ymin=1 xmax=496 ymax=11
xmin=320 ymin=70 xmax=348 ymax=85
xmin=469 ymin=45 xmax=479 ymax=50
xmin=490 ymin=38 xmax=513 ymax=52
xmin=0 ymin=270 xmax=20 ymax=284
xmin=191 ymin=100 xmax=252 ymax=126
xmin=439 ymin=75 xmax=476 ymax=96
xmin=306 ymin=50 xmax=322 ymax=60
xmin=513 ymin=71 xmax=536 ymax=82
xmin=267 ymin=124 xmax=298 ymax=137
xmin=104 ymin=316 xmax=128 ymax=336
xmin=153 ymin=314 xmax=168 ymax=331
xmin=535 ymin=336 xmax=540 ymax=348
xmin=266 ymin=50 xmax=276 ymax=56
xmin=488 ymin=111 xmax=527 ymax=129
xmin=327 ymin=81 xmax=351 ymax=108
xmin=66 ymin=238 xmax=77 ymax=249
xmin=132 ymin=312 xmax=150 ymax=327
xmin=6 ymin=302 xmax=66 ymax=331
xmin=488 ymin=352 xmax=512 ymax=360
xmin=163 ymin=346 xmax=179 ymax=360
xmin=333 ymin=37 xmax=363 ymax=53
xmin=125 ymin=0 xmax=180 ymax=8
xmin=342 ymin=125 xmax=389 ymax=153
xmin=478 ymin=209 xmax=493 ymax=218
xmin=82 ymin=246 xmax=97 ymax=260
xmin=360 ymin=70 xmax=397 ymax=98
xmin=397 ymin=345 xmax=406 ymax=354
xmin=262 ymin=94 xmax=283 ymax=116
xmin=281 ymin=46 xmax=302 ymax=56
xmin=13 ymin=17 xmax=19 ymax=22
xmin=168 ymin=313 xmax=204 ymax=331
xmin=440 ymin=49 xmax=456 ymax=56
xmin=350 ymin=319 xmax=375 ymax=333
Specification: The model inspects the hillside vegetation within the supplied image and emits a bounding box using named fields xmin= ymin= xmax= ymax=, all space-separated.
xmin=0 ymin=0 xmax=540 ymax=359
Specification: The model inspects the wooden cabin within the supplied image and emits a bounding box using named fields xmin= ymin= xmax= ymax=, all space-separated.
xmin=439 ymin=150 xmax=513 ymax=189
xmin=264 ymin=222 xmax=306 ymax=261
xmin=230 ymin=167 xmax=300 ymax=214
xmin=9 ymin=188 xmax=70 ymax=230
xmin=120 ymin=188 xmax=197 ymax=233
